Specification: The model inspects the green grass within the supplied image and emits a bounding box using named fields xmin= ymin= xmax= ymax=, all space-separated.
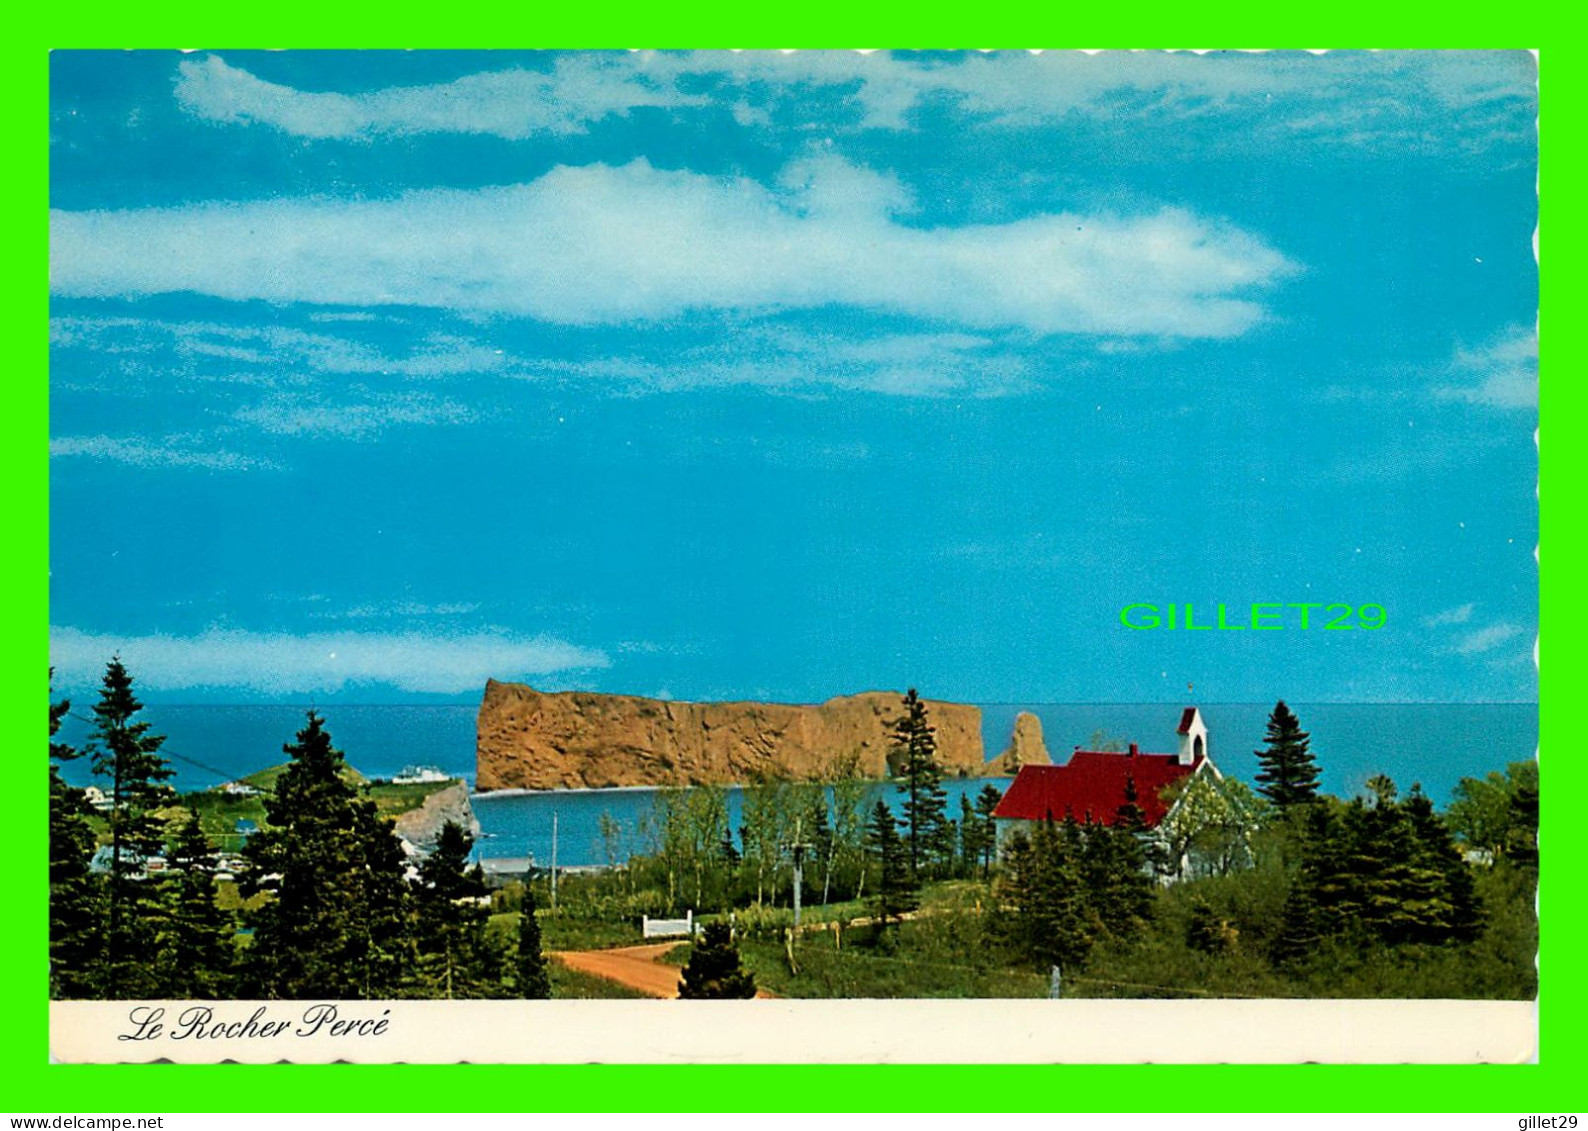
xmin=736 ymin=923 xmax=1048 ymax=999
xmin=490 ymin=909 xmax=647 ymax=953
xmin=166 ymin=766 xmax=458 ymax=851
xmin=241 ymin=761 xmax=365 ymax=792
xmin=367 ymin=779 xmax=457 ymax=820
xmin=547 ymin=962 xmax=652 ymax=1000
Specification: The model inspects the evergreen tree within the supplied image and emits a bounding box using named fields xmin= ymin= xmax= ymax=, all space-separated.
xmin=1254 ymin=700 xmax=1321 ymax=808
xmin=1403 ymin=786 xmax=1482 ymax=944
xmin=88 ymin=658 xmax=175 ymax=998
xmin=157 ymin=807 xmax=237 ymax=998
xmin=957 ymin=793 xmax=979 ymax=877
xmin=1116 ymin=775 xmax=1147 ymax=832
xmin=48 ymin=676 xmax=101 ymax=998
xmin=1001 ymin=818 xmax=1093 ymax=971
xmin=891 ymin=689 xmax=949 ymax=875
xmin=1269 ymin=878 xmax=1321 ymax=972
xmin=1185 ymin=896 xmax=1232 ymax=954
xmin=241 ymin=711 xmax=413 ymax=999
xmin=718 ymin=828 xmax=741 ymax=866
xmin=865 ymin=800 xmax=918 ymax=933
xmin=973 ymin=784 xmax=1003 ymax=878
xmin=1089 ymin=825 xmax=1154 ymax=938
xmin=677 ymin=921 xmax=757 ymax=999
xmin=413 ymin=820 xmax=501 ymax=998
xmin=515 ymin=882 xmax=551 ymax=999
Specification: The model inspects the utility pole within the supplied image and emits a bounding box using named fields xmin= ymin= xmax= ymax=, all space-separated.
xmin=787 ymin=816 xmax=813 ymax=930
xmin=550 ymin=809 xmax=559 ymax=914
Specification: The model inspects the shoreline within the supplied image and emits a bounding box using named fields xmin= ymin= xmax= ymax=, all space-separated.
xmin=469 ymin=773 xmax=1014 ymax=801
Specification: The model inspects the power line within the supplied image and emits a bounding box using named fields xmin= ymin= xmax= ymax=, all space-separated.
xmin=60 ymin=709 xmax=271 ymax=793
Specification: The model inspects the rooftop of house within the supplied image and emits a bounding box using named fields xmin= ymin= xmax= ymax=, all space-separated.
xmin=993 ymin=747 xmax=1205 ymax=827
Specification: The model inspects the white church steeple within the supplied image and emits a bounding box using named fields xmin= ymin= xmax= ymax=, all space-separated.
xmin=1176 ymin=707 xmax=1207 ymax=766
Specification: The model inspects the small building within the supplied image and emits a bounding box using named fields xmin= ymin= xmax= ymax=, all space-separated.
xmin=82 ymin=785 xmax=112 ymax=811
xmin=479 ymin=856 xmax=534 ymax=887
xmin=393 ymin=765 xmax=451 ymax=785
xmin=221 ymin=781 xmax=260 ymax=797
xmin=993 ymin=706 xmax=1217 ymax=840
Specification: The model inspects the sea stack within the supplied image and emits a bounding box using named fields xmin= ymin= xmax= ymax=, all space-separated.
xmin=987 ymin=711 xmax=1052 ymax=775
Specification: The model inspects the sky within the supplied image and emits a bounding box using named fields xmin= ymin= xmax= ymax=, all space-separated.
xmin=48 ymin=50 xmax=1539 ymax=706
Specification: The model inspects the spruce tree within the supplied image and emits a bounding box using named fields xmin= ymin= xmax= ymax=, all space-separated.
xmin=515 ymin=882 xmax=552 ymax=999
xmin=719 ymin=828 xmax=741 ymax=866
xmin=957 ymin=793 xmax=979 ymax=878
xmin=1002 ymin=817 xmax=1093 ymax=971
xmin=1403 ymin=786 xmax=1482 ymax=944
xmin=891 ymin=689 xmax=949 ymax=876
xmin=48 ymin=677 xmax=101 ymax=998
xmin=88 ymin=658 xmax=175 ymax=998
xmin=1095 ymin=826 xmax=1154 ymax=937
xmin=1269 ymin=879 xmax=1321 ymax=972
xmin=865 ymin=800 xmax=918 ymax=933
xmin=241 ymin=711 xmax=413 ymax=999
xmin=157 ymin=807 xmax=237 ymax=998
xmin=413 ymin=820 xmax=501 ymax=998
xmin=1116 ymin=775 xmax=1147 ymax=833
xmin=677 ymin=921 xmax=757 ymax=999
xmin=1254 ymin=700 xmax=1321 ymax=808
xmin=1185 ymin=896 xmax=1230 ymax=953
xmin=974 ymin=784 xmax=1003 ymax=878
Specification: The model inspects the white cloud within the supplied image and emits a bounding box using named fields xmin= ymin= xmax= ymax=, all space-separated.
xmin=49 ymin=434 xmax=274 ymax=471
xmin=552 ymin=326 xmax=1034 ymax=395
xmin=49 ymin=625 xmax=609 ymax=696
xmin=174 ymin=54 xmax=706 ymax=140
xmin=1435 ymin=325 xmax=1537 ymax=408
xmin=1423 ymin=603 xmax=1475 ymax=627
xmin=171 ymin=51 xmax=1535 ymax=150
xmin=339 ymin=601 xmax=481 ymax=619
xmin=1453 ymin=622 xmax=1526 ymax=656
xmin=53 ymin=316 xmax=511 ymax=380
xmin=233 ymin=390 xmax=475 ymax=438
xmin=51 ymin=158 xmax=1295 ymax=339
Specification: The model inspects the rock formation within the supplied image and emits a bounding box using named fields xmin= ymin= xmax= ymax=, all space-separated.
xmin=475 ymin=680 xmax=986 ymax=791
xmin=394 ymin=780 xmax=480 ymax=848
xmin=986 ymin=711 xmax=1051 ymax=775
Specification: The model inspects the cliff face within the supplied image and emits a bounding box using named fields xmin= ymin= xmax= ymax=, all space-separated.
xmin=393 ymin=780 xmax=480 ymax=848
xmin=986 ymin=711 xmax=1051 ymax=776
xmin=475 ymin=680 xmax=986 ymax=790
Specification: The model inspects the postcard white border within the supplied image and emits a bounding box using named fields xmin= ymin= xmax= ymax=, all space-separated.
xmin=50 ymin=999 xmax=1536 ymax=1064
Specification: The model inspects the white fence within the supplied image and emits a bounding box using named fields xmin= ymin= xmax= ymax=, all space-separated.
xmin=642 ymin=910 xmax=697 ymax=938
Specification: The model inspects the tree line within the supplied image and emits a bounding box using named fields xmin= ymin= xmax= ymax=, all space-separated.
xmin=49 ymin=659 xmax=550 ymax=1000
xmin=51 ymin=661 xmax=1534 ymax=1001
xmin=990 ymin=700 xmax=1535 ymax=996
xmin=612 ymin=688 xmax=1003 ymax=925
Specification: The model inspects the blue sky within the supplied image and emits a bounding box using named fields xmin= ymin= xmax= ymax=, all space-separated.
xmin=48 ymin=50 xmax=1538 ymax=705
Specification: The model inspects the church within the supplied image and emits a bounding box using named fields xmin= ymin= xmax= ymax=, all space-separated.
xmin=992 ymin=706 xmax=1219 ymax=838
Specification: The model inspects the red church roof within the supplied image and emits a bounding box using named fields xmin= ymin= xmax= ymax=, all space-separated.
xmin=993 ymin=750 xmax=1204 ymax=828
xmin=1177 ymin=707 xmax=1199 ymax=735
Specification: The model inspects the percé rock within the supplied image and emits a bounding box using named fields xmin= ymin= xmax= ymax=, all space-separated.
xmin=475 ymin=679 xmax=986 ymax=791
xmin=394 ymin=780 xmax=480 ymax=849
xmin=986 ymin=711 xmax=1051 ymax=776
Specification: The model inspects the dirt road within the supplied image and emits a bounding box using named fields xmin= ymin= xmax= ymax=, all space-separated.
xmin=551 ymin=940 xmax=776 ymax=998
xmin=551 ymin=942 xmax=688 ymax=998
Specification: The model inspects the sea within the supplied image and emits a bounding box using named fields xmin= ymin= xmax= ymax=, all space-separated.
xmin=52 ymin=702 xmax=1537 ymax=869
